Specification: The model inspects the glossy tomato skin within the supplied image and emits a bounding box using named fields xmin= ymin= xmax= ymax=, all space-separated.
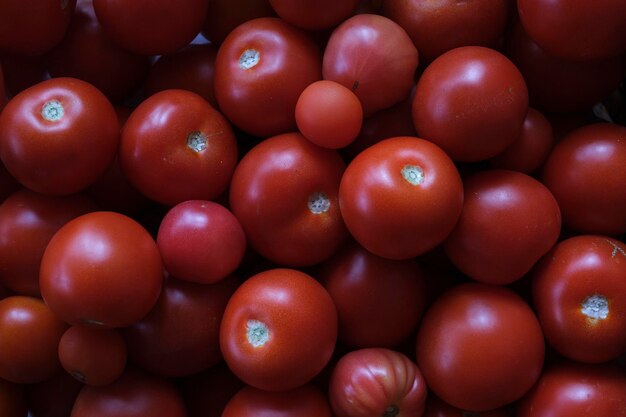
xmin=443 ymin=169 xmax=561 ymax=285
xmin=329 ymin=348 xmax=427 ymax=417
xmin=214 ymin=17 xmax=322 ymax=137
xmin=269 ymin=0 xmax=360 ymax=30
xmin=40 ymin=211 xmax=164 ymax=328
xmin=220 ymin=268 xmax=337 ymax=391
xmin=0 ymin=77 xmax=120 ymax=195
xmin=413 ymin=46 xmax=528 ymax=162
xmin=532 ymin=236 xmax=626 ymax=363
xmin=119 ymin=89 xmax=238 ymax=206
xmin=323 ymin=13 xmax=418 ymax=116
xmin=541 ymin=123 xmax=626 ymax=236
xmin=339 ymin=136 xmax=463 ymax=260
xmin=517 ymin=361 xmax=626 ymax=417
xmin=229 ymin=132 xmax=348 ymax=267
xmin=416 ymin=283 xmax=545 ymax=411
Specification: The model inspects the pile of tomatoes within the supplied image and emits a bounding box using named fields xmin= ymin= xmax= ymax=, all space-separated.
xmin=0 ymin=0 xmax=625 ymax=416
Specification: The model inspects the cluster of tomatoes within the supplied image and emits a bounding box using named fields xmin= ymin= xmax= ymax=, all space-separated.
xmin=0 ymin=0 xmax=625 ymax=416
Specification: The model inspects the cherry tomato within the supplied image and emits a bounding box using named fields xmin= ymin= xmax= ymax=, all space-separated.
xmin=220 ymin=268 xmax=337 ymax=391
xmin=269 ymin=0 xmax=360 ymax=30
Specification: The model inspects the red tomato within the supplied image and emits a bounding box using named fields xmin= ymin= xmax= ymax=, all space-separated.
xmin=416 ymin=283 xmax=545 ymax=411
xmin=339 ymin=136 xmax=463 ymax=260
xmin=532 ymin=235 xmax=626 ymax=363
xmin=229 ymin=132 xmax=348 ymax=267
xmin=40 ymin=211 xmax=164 ymax=328
xmin=323 ymin=13 xmax=418 ymax=116
xmin=443 ymin=169 xmax=561 ymax=285
xmin=269 ymin=0 xmax=360 ymax=30
xmin=412 ymin=46 xmax=529 ymax=162
xmin=214 ymin=17 xmax=322 ymax=137
xmin=25 ymin=371 xmax=83 ymax=417
xmin=220 ymin=268 xmax=337 ymax=391
xmin=328 ymin=348 xmax=428 ymax=417
xmin=0 ymin=378 xmax=27 ymax=417
xmin=201 ymin=0 xmax=276 ymax=45
xmin=0 ymin=77 xmax=120 ymax=195
xmin=119 ymin=89 xmax=238 ymax=206
xmin=0 ymin=296 xmax=68 ymax=384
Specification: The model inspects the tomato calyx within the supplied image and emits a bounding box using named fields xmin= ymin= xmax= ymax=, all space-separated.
xmin=581 ymin=294 xmax=609 ymax=321
xmin=308 ymin=192 xmax=331 ymax=214
xmin=186 ymin=131 xmax=209 ymax=153
xmin=401 ymin=164 xmax=424 ymax=186
xmin=239 ymin=49 xmax=260 ymax=70
xmin=246 ymin=319 xmax=270 ymax=348
xmin=382 ymin=404 xmax=399 ymax=417
xmin=41 ymin=100 xmax=65 ymax=122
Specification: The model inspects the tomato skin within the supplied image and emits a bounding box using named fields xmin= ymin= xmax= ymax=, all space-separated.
xmin=328 ymin=348 xmax=428 ymax=417
xmin=443 ymin=169 xmax=561 ymax=285
xmin=220 ymin=268 xmax=338 ymax=391
xmin=531 ymin=235 xmax=626 ymax=363
xmin=269 ymin=0 xmax=360 ymax=30
xmin=39 ymin=211 xmax=164 ymax=328
xmin=416 ymin=283 xmax=545 ymax=411
xmin=339 ymin=136 xmax=463 ymax=260
xmin=0 ymin=77 xmax=120 ymax=195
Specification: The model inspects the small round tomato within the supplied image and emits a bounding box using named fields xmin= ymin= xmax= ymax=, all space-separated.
xmin=416 ymin=283 xmax=545 ymax=411
xmin=329 ymin=348 xmax=428 ymax=417
xmin=339 ymin=136 xmax=463 ymax=260
xmin=269 ymin=0 xmax=360 ymax=30
xmin=220 ymin=268 xmax=337 ymax=391
xmin=0 ymin=77 xmax=120 ymax=195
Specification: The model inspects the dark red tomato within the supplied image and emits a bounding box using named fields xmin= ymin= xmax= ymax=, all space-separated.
xmin=269 ymin=0 xmax=360 ymax=30
xmin=517 ymin=361 xmax=626 ymax=417
xmin=220 ymin=268 xmax=337 ymax=391
xmin=0 ymin=296 xmax=68 ymax=384
xmin=517 ymin=0 xmax=626 ymax=61
xmin=422 ymin=395 xmax=510 ymax=417
xmin=443 ymin=169 xmax=561 ymax=285
xmin=214 ymin=17 xmax=322 ymax=137
xmin=0 ymin=377 xmax=27 ymax=417
xmin=119 ymin=89 xmax=238 ymax=206
xmin=26 ymin=371 xmax=84 ymax=417
xmin=416 ymin=283 xmax=545 ymax=411
xmin=323 ymin=13 xmax=418 ymax=116
xmin=229 ymin=132 xmax=348 ymax=267
xmin=122 ymin=275 xmax=238 ymax=377
xmin=541 ymin=123 xmax=626 ymax=236
xmin=412 ymin=46 xmax=528 ymax=162
xmin=382 ymin=0 xmax=509 ymax=64
xmin=490 ymin=107 xmax=554 ymax=174
xmin=0 ymin=189 xmax=97 ymax=296
xmin=70 ymin=369 xmax=187 ymax=417
xmin=222 ymin=384 xmax=332 ymax=417
xmin=329 ymin=348 xmax=427 ymax=417
xmin=40 ymin=211 xmax=163 ymax=328
xmin=46 ymin=0 xmax=150 ymax=103
xmin=92 ymin=0 xmax=209 ymax=55
xmin=144 ymin=43 xmax=218 ymax=108
xmin=532 ymin=236 xmax=626 ymax=363
xmin=201 ymin=0 xmax=276 ymax=45
xmin=339 ymin=136 xmax=463 ymax=260
xmin=0 ymin=77 xmax=119 ymax=195
xmin=0 ymin=0 xmax=76 ymax=56
xmin=318 ymin=241 xmax=426 ymax=348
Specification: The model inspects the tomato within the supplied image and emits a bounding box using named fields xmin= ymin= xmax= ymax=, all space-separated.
xmin=25 ymin=371 xmax=83 ymax=417
xmin=220 ymin=268 xmax=337 ymax=391
xmin=517 ymin=361 xmax=626 ymax=417
xmin=339 ymin=136 xmax=463 ymax=260
xmin=422 ymin=395 xmax=510 ymax=417
xmin=323 ymin=13 xmax=418 ymax=116
xmin=40 ymin=211 xmax=163 ymax=328
xmin=328 ymin=348 xmax=427 ymax=417
xmin=222 ymin=384 xmax=332 ymax=417
xmin=92 ymin=0 xmax=209 ymax=55
xmin=119 ymin=89 xmax=238 ymax=206
xmin=0 ymin=77 xmax=120 ymax=196
xmin=412 ymin=46 xmax=529 ymax=162
xmin=214 ymin=17 xmax=322 ymax=137
xmin=531 ymin=235 xmax=626 ymax=363
xmin=0 ymin=296 xmax=68 ymax=384
xmin=416 ymin=283 xmax=545 ymax=411
xmin=295 ymin=80 xmax=363 ymax=149
xmin=58 ymin=325 xmax=126 ymax=387
xmin=0 ymin=377 xmax=27 ymax=417
xmin=541 ymin=123 xmax=626 ymax=236
xmin=201 ymin=0 xmax=276 ymax=45
xmin=269 ymin=0 xmax=360 ymax=30
xmin=443 ymin=169 xmax=561 ymax=285
xmin=229 ymin=132 xmax=348 ymax=266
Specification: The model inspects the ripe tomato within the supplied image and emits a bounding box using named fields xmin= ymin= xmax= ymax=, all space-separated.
xmin=328 ymin=348 xmax=428 ymax=417
xmin=416 ymin=283 xmax=545 ymax=411
xmin=220 ymin=268 xmax=337 ymax=391
xmin=339 ymin=136 xmax=463 ymax=260
xmin=0 ymin=77 xmax=120 ymax=195
xmin=269 ymin=0 xmax=360 ymax=30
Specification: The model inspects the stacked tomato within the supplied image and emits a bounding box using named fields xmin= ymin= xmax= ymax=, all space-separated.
xmin=0 ymin=0 xmax=625 ymax=416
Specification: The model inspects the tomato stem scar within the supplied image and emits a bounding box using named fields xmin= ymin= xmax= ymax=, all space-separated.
xmin=308 ymin=192 xmax=330 ymax=214
xmin=41 ymin=100 xmax=64 ymax=122
xmin=383 ymin=404 xmax=399 ymax=417
xmin=401 ymin=164 xmax=425 ymax=185
xmin=246 ymin=319 xmax=269 ymax=347
xmin=239 ymin=49 xmax=260 ymax=70
xmin=187 ymin=131 xmax=208 ymax=152
xmin=581 ymin=294 xmax=609 ymax=320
